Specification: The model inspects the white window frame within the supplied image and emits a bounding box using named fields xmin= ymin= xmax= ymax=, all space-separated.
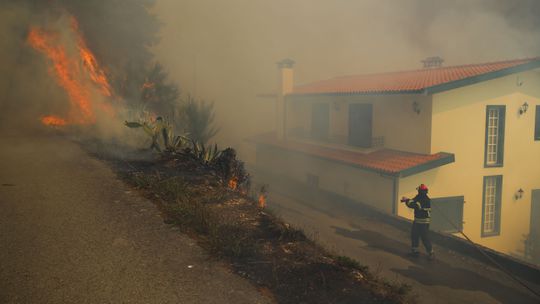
xmin=482 ymin=175 xmax=502 ymax=237
xmin=484 ymin=106 xmax=505 ymax=167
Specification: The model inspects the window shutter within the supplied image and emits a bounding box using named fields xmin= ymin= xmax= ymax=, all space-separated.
xmin=535 ymin=106 xmax=540 ymax=140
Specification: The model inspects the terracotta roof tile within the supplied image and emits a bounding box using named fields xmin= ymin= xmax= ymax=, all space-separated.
xmin=251 ymin=134 xmax=454 ymax=176
xmin=293 ymin=57 xmax=540 ymax=95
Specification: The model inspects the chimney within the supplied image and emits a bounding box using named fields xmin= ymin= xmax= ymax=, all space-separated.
xmin=276 ymin=58 xmax=295 ymax=140
xmin=421 ymin=56 xmax=444 ymax=68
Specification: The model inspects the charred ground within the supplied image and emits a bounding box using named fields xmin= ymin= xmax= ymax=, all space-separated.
xmin=86 ymin=140 xmax=416 ymax=304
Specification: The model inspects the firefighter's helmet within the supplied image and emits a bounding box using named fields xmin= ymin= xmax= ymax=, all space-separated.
xmin=417 ymin=184 xmax=428 ymax=193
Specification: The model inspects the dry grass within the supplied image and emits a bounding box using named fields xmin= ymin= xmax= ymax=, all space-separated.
xmin=110 ymin=151 xmax=416 ymax=304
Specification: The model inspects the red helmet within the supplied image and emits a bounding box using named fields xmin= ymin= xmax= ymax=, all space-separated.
xmin=417 ymin=184 xmax=428 ymax=191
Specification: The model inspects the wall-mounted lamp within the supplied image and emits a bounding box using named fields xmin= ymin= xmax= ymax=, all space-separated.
xmin=519 ymin=102 xmax=529 ymax=115
xmin=332 ymin=101 xmax=341 ymax=111
xmin=412 ymin=101 xmax=421 ymax=114
xmin=515 ymin=188 xmax=524 ymax=200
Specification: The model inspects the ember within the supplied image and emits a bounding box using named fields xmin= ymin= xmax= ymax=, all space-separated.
xmin=228 ymin=177 xmax=238 ymax=190
xmin=258 ymin=193 xmax=266 ymax=209
xmin=142 ymin=82 xmax=155 ymax=90
xmin=41 ymin=115 xmax=67 ymax=126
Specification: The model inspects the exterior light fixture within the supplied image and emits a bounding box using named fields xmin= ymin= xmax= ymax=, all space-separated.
xmin=412 ymin=101 xmax=421 ymax=114
xmin=515 ymin=188 xmax=524 ymax=200
xmin=333 ymin=101 xmax=341 ymax=111
xmin=519 ymin=102 xmax=529 ymax=115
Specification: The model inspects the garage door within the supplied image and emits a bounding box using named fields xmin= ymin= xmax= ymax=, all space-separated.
xmin=431 ymin=196 xmax=464 ymax=233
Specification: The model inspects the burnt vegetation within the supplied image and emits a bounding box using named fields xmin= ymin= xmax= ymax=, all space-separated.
xmin=98 ymin=144 xmax=416 ymax=304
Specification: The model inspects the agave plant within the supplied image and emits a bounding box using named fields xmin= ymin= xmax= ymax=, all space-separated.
xmin=191 ymin=140 xmax=221 ymax=164
xmin=125 ymin=116 xmax=189 ymax=152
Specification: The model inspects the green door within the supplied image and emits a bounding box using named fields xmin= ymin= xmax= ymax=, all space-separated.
xmin=430 ymin=196 xmax=464 ymax=233
xmin=348 ymin=103 xmax=372 ymax=148
xmin=311 ymin=103 xmax=329 ymax=140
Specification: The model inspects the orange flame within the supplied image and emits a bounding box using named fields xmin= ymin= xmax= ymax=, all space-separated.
xmin=142 ymin=82 xmax=155 ymax=90
xmin=228 ymin=177 xmax=238 ymax=190
xmin=258 ymin=194 xmax=266 ymax=209
xmin=27 ymin=15 xmax=115 ymax=127
xmin=28 ymin=27 xmax=95 ymax=125
xmin=70 ymin=17 xmax=113 ymax=98
xmin=41 ymin=115 xmax=67 ymax=126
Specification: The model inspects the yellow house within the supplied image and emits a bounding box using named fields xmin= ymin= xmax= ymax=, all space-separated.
xmin=253 ymin=57 xmax=540 ymax=264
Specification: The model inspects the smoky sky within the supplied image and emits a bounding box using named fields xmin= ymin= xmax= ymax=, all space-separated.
xmin=2 ymin=0 xmax=540 ymax=157
xmin=152 ymin=0 xmax=540 ymax=159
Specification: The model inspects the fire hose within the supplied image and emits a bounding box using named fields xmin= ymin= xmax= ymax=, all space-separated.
xmin=430 ymin=203 xmax=540 ymax=299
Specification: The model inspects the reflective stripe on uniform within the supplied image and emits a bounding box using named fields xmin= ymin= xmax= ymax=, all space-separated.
xmin=414 ymin=218 xmax=430 ymax=224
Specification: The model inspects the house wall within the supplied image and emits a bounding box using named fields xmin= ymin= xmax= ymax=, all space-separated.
xmin=285 ymin=94 xmax=432 ymax=154
xmin=398 ymin=68 xmax=540 ymax=258
xmin=256 ymin=145 xmax=395 ymax=213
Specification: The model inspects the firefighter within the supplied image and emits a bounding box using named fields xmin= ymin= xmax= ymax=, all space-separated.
xmin=401 ymin=184 xmax=434 ymax=258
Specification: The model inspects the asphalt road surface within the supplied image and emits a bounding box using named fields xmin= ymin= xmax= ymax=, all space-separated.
xmin=0 ymin=133 xmax=272 ymax=304
xmin=253 ymin=172 xmax=540 ymax=304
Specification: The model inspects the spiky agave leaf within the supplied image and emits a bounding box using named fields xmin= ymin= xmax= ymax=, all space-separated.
xmin=124 ymin=121 xmax=143 ymax=128
xmin=162 ymin=127 xmax=169 ymax=148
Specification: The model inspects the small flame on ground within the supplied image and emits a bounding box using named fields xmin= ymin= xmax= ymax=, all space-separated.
xmin=41 ymin=115 xmax=67 ymax=126
xmin=258 ymin=194 xmax=266 ymax=209
xmin=228 ymin=177 xmax=238 ymax=190
xmin=142 ymin=82 xmax=155 ymax=90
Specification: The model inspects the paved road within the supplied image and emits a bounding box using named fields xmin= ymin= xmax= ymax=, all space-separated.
xmin=253 ymin=173 xmax=540 ymax=304
xmin=0 ymin=133 xmax=272 ymax=304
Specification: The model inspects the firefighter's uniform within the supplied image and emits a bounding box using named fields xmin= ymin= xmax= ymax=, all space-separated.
xmin=404 ymin=185 xmax=433 ymax=257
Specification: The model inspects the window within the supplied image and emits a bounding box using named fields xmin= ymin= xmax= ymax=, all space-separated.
xmin=482 ymin=175 xmax=502 ymax=237
xmin=311 ymin=103 xmax=330 ymax=140
xmin=535 ymin=106 xmax=540 ymax=140
xmin=484 ymin=106 xmax=505 ymax=167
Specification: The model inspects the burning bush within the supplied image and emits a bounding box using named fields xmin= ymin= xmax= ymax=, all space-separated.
xmin=210 ymin=147 xmax=250 ymax=193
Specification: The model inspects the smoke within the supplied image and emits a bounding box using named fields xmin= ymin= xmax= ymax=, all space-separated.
xmin=1 ymin=0 xmax=540 ymax=154
xmin=152 ymin=0 xmax=540 ymax=162
xmin=0 ymin=2 xmax=54 ymax=132
xmin=0 ymin=1 xmax=151 ymax=145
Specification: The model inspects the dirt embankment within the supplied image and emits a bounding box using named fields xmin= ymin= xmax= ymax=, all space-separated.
xmin=96 ymin=143 xmax=417 ymax=304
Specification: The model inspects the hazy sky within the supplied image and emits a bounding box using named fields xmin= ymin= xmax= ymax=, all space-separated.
xmin=152 ymin=0 xmax=540 ymax=155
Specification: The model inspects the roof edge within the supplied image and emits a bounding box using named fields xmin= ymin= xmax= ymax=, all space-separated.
xmin=399 ymin=152 xmax=455 ymax=178
xmin=254 ymin=141 xmax=398 ymax=176
xmin=287 ymin=90 xmax=423 ymax=98
xmin=424 ymin=60 xmax=540 ymax=94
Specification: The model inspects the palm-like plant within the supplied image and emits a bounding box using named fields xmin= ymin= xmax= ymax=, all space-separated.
xmin=182 ymin=95 xmax=219 ymax=145
xmin=191 ymin=140 xmax=221 ymax=164
xmin=125 ymin=116 xmax=188 ymax=152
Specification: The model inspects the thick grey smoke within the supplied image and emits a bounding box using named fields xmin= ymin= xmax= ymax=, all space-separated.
xmin=0 ymin=2 xmax=57 ymax=132
xmin=1 ymin=0 xmax=539 ymax=152
xmin=152 ymin=0 xmax=540 ymax=162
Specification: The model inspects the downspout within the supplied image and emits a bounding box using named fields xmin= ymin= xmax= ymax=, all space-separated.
xmin=276 ymin=58 xmax=295 ymax=140
xmin=392 ymin=174 xmax=400 ymax=215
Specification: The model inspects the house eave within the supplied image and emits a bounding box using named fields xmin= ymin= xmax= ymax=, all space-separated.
xmin=424 ymin=60 xmax=540 ymax=94
xmin=252 ymin=139 xmax=455 ymax=179
xmin=287 ymin=59 xmax=540 ymax=98
xmin=287 ymin=90 xmax=423 ymax=98
xmin=398 ymin=152 xmax=455 ymax=178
